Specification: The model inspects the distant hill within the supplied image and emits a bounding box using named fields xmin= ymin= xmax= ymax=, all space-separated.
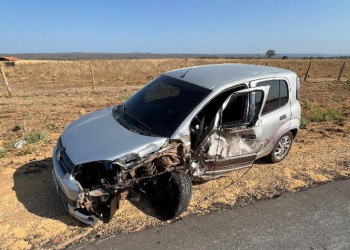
xmin=1 ymin=52 xmax=349 ymax=60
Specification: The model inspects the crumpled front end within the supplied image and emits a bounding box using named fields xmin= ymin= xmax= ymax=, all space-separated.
xmin=52 ymin=146 xmax=100 ymax=226
xmin=52 ymin=137 xmax=188 ymax=226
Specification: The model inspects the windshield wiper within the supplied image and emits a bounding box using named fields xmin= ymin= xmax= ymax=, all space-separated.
xmin=123 ymin=105 xmax=152 ymax=136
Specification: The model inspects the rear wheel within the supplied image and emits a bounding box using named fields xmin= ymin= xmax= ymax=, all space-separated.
xmin=149 ymin=170 xmax=192 ymax=219
xmin=266 ymin=131 xmax=293 ymax=163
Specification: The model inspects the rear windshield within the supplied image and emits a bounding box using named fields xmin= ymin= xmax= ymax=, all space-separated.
xmin=114 ymin=75 xmax=211 ymax=137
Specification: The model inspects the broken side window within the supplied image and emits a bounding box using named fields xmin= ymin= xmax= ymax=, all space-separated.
xmin=221 ymin=90 xmax=263 ymax=128
xmin=221 ymin=94 xmax=247 ymax=127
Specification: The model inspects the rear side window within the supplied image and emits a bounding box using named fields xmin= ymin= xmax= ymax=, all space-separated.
xmin=221 ymin=90 xmax=264 ymax=127
xmin=280 ymin=81 xmax=288 ymax=106
xmin=257 ymin=80 xmax=289 ymax=115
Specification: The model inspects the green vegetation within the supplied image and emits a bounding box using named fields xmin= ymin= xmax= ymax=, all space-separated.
xmin=282 ymin=55 xmax=288 ymax=59
xmin=0 ymin=148 xmax=6 ymax=158
xmin=300 ymin=117 xmax=309 ymax=129
xmin=301 ymin=101 xmax=344 ymax=128
xmin=0 ymin=130 xmax=50 ymax=158
xmin=4 ymin=140 xmax=16 ymax=151
xmin=346 ymin=79 xmax=350 ymax=86
xmin=45 ymin=122 xmax=57 ymax=130
xmin=17 ymin=145 xmax=39 ymax=155
xmin=0 ymin=140 xmax=16 ymax=158
xmin=91 ymin=90 xmax=103 ymax=96
xmin=304 ymin=101 xmax=314 ymax=110
xmin=301 ymin=107 xmax=344 ymax=128
xmin=307 ymin=108 xmax=343 ymax=122
xmin=324 ymin=108 xmax=344 ymax=121
xmin=333 ymin=97 xmax=341 ymax=102
xmin=24 ymin=130 xmax=49 ymax=144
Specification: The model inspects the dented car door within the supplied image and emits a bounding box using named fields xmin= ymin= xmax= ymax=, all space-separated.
xmin=196 ymin=87 xmax=269 ymax=178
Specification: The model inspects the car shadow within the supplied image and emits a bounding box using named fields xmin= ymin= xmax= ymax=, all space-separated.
xmin=127 ymin=189 xmax=167 ymax=221
xmin=12 ymin=158 xmax=85 ymax=227
xmin=13 ymin=158 xmax=166 ymax=225
xmin=254 ymin=158 xmax=269 ymax=165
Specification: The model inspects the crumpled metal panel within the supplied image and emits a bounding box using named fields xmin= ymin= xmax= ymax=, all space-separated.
xmin=207 ymin=130 xmax=260 ymax=158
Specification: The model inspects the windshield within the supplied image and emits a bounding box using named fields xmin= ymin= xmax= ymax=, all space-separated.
xmin=114 ymin=75 xmax=211 ymax=137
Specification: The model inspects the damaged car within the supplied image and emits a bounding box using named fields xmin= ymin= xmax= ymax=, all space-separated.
xmin=52 ymin=63 xmax=301 ymax=226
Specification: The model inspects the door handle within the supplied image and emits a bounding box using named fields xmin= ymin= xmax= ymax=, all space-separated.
xmin=280 ymin=114 xmax=287 ymax=121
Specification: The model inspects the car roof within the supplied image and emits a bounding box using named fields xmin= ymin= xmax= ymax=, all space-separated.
xmin=163 ymin=63 xmax=295 ymax=89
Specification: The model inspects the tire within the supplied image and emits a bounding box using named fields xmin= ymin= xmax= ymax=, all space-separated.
xmin=150 ymin=170 xmax=192 ymax=220
xmin=266 ymin=131 xmax=294 ymax=163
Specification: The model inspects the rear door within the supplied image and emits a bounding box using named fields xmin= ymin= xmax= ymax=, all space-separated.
xmin=250 ymin=79 xmax=291 ymax=156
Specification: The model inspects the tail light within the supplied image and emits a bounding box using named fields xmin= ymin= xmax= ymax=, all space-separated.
xmin=296 ymin=78 xmax=300 ymax=100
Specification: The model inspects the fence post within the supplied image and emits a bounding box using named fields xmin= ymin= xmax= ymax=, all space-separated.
xmin=1 ymin=66 xmax=12 ymax=97
xmin=89 ymin=63 xmax=95 ymax=91
xmin=337 ymin=62 xmax=346 ymax=81
xmin=304 ymin=61 xmax=312 ymax=81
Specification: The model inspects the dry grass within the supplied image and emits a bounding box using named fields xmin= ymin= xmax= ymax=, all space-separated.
xmin=3 ymin=58 xmax=350 ymax=89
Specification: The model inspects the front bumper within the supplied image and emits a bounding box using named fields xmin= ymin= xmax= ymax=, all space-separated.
xmin=52 ymin=146 xmax=99 ymax=226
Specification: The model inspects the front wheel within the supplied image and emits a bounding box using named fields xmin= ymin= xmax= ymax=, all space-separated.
xmin=266 ymin=131 xmax=293 ymax=163
xmin=149 ymin=170 xmax=192 ymax=220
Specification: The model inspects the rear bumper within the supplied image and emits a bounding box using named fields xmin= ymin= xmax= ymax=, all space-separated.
xmin=52 ymin=146 xmax=99 ymax=226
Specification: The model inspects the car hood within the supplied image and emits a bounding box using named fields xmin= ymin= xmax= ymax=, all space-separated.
xmin=61 ymin=107 xmax=167 ymax=165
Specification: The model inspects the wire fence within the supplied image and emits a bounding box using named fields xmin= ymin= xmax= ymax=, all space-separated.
xmin=1 ymin=59 xmax=349 ymax=96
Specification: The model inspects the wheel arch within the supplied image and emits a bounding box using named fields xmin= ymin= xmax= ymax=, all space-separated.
xmin=290 ymin=128 xmax=298 ymax=139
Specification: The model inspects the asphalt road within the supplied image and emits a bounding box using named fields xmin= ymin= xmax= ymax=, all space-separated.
xmin=76 ymin=179 xmax=350 ymax=250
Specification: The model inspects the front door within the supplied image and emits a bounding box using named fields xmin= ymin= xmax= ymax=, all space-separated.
xmin=193 ymin=87 xmax=269 ymax=179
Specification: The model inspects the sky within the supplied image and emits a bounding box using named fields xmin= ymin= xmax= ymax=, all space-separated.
xmin=1 ymin=0 xmax=349 ymax=54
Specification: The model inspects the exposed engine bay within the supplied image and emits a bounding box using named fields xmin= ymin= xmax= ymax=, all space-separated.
xmin=70 ymin=141 xmax=189 ymax=222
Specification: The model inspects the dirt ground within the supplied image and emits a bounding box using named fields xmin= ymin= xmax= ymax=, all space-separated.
xmin=0 ymin=59 xmax=349 ymax=249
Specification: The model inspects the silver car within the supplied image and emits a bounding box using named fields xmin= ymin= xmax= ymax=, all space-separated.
xmin=52 ymin=64 xmax=301 ymax=226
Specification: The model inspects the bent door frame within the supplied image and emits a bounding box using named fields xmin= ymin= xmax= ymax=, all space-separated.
xmin=199 ymin=86 xmax=269 ymax=177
